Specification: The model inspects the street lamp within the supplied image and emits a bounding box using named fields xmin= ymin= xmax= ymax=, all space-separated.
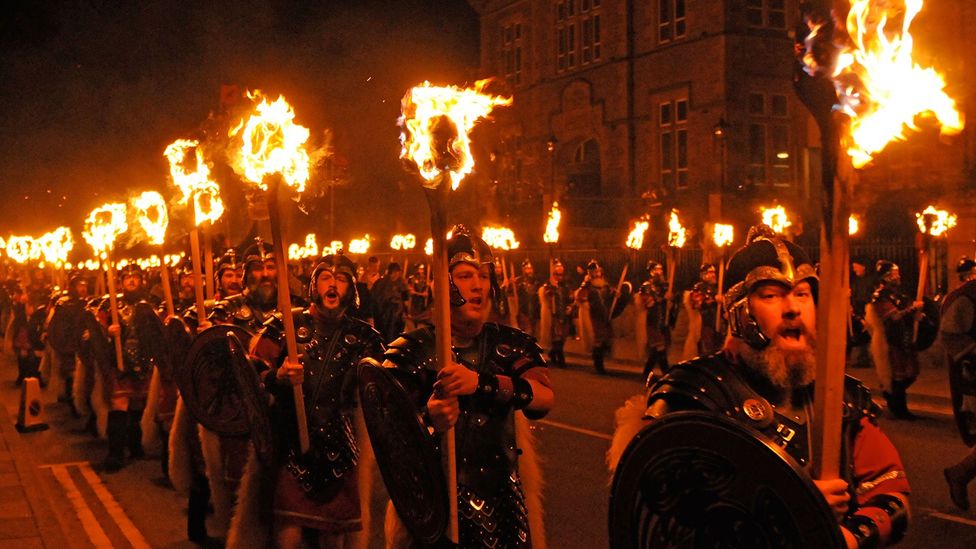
xmin=546 ymin=133 xmax=558 ymax=198
xmin=711 ymin=117 xmax=730 ymax=221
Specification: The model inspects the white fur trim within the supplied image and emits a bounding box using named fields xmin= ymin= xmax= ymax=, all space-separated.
xmin=140 ymin=368 xmax=161 ymax=452
xmin=199 ymin=427 xmax=232 ymax=536
xmin=516 ymin=411 xmax=546 ymax=549
xmin=607 ymin=394 xmax=650 ymax=475
xmin=865 ymin=303 xmax=892 ymax=392
xmin=167 ymin=398 xmax=193 ymax=495
xmin=226 ymin=450 xmax=271 ymax=549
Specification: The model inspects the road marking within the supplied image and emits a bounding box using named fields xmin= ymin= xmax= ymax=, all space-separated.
xmin=48 ymin=465 xmax=114 ymax=548
xmin=539 ymin=419 xmax=612 ymax=441
xmin=78 ymin=462 xmax=152 ymax=549
xmin=921 ymin=507 xmax=976 ymax=527
xmin=871 ymin=399 xmax=952 ymax=417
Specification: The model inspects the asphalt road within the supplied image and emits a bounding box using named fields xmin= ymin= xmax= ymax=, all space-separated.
xmin=3 ymin=357 xmax=976 ymax=548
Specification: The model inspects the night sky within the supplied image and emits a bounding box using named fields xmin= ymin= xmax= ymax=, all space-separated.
xmin=0 ymin=0 xmax=480 ymax=242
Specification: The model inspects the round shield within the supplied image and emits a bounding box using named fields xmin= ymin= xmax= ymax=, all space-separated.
xmin=609 ymin=411 xmax=843 ymax=549
xmin=358 ymin=359 xmax=447 ymax=544
xmin=949 ymin=354 xmax=976 ymax=447
xmin=48 ymin=300 xmax=85 ymax=354
xmin=176 ymin=324 xmax=256 ymax=437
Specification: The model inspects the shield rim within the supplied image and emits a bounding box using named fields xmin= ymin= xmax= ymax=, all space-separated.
xmin=949 ymin=354 xmax=976 ymax=447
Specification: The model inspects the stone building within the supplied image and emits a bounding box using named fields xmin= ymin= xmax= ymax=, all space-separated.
xmin=467 ymin=0 xmax=974 ymax=249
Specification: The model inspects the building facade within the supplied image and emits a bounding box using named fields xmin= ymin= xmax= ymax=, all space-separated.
xmin=468 ymin=0 xmax=974 ymax=249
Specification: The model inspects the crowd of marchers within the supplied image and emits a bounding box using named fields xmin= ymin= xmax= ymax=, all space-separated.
xmin=1 ymin=223 xmax=975 ymax=547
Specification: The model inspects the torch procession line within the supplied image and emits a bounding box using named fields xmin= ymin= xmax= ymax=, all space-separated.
xmin=48 ymin=465 xmax=114 ymax=548
xmin=537 ymin=419 xmax=612 ymax=441
xmin=77 ymin=462 xmax=151 ymax=549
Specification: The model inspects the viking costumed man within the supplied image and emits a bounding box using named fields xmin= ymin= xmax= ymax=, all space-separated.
xmin=207 ymin=239 xmax=283 ymax=331
xmin=231 ymin=253 xmax=384 ymax=548
xmin=608 ymin=225 xmax=910 ymax=548
xmin=378 ymin=226 xmax=553 ymax=548
xmin=577 ymin=259 xmax=622 ymax=374
xmin=865 ymin=260 xmax=928 ymax=420
xmin=636 ymin=261 xmax=671 ymax=380
xmin=538 ymin=259 xmax=573 ymax=368
xmin=95 ymin=263 xmax=164 ymax=472
xmin=688 ymin=262 xmax=723 ymax=357
xmin=45 ymin=271 xmax=91 ymax=410
xmin=406 ymin=262 xmax=433 ymax=330
xmin=515 ymin=259 xmax=541 ymax=337
xmin=490 ymin=257 xmax=511 ymax=325
xmin=941 ymin=257 xmax=976 ymax=511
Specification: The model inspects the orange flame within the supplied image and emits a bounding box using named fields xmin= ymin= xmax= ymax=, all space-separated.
xmin=849 ymin=215 xmax=861 ymax=235
xmin=37 ymin=227 xmax=74 ymax=265
xmin=288 ymin=233 xmax=319 ymax=261
xmin=667 ymin=210 xmax=687 ymax=248
xmin=230 ymin=93 xmax=311 ymax=192
xmin=819 ymin=0 xmax=964 ymax=168
xmin=164 ymin=139 xmax=225 ymax=225
xmin=425 ymin=238 xmax=433 ymax=256
xmin=915 ymin=205 xmax=956 ymax=236
xmin=82 ymin=203 xmax=128 ymax=256
xmin=482 ymin=226 xmax=520 ymax=250
xmin=390 ymin=233 xmax=417 ymax=251
xmin=625 ymin=217 xmax=649 ymax=250
xmin=348 ymin=235 xmax=371 ymax=255
xmin=713 ymin=224 xmax=734 ymax=247
xmin=543 ymin=202 xmax=561 ymax=244
xmin=133 ymin=191 xmax=169 ymax=246
xmin=5 ymin=236 xmax=36 ymax=264
xmin=761 ymin=206 xmax=792 ymax=234
xmin=399 ymin=80 xmax=512 ymax=190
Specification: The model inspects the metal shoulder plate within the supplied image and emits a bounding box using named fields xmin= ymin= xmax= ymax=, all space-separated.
xmin=647 ymin=355 xmax=746 ymax=418
xmin=383 ymin=327 xmax=437 ymax=376
xmin=485 ymin=322 xmax=547 ymax=372
xmin=609 ymin=411 xmax=843 ymax=549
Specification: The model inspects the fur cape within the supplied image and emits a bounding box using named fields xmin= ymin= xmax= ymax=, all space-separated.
xmin=226 ymin=408 xmax=374 ymax=549
xmin=537 ymin=286 xmax=552 ymax=351
xmin=140 ymin=367 xmax=162 ymax=452
xmin=73 ymin=355 xmax=108 ymax=438
xmin=606 ymin=394 xmax=649 ymax=475
xmin=578 ymin=301 xmax=594 ymax=353
xmin=384 ymin=411 xmax=546 ymax=549
xmin=681 ymin=290 xmax=701 ymax=362
xmin=167 ymin=398 xmax=194 ymax=495
xmin=200 ymin=427 xmax=233 ymax=537
xmin=865 ymin=302 xmax=892 ymax=392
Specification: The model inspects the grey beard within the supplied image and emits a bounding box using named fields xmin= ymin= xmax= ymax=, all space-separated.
xmin=250 ymin=283 xmax=277 ymax=308
xmin=739 ymin=339 xmax=817 ymax=393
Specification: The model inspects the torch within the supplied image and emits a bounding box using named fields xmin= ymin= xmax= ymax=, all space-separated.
xmin=81 ymin=203 xmax=129 ymax=372
xmin=712 ymin=223 xmax=734 ymax=332
xmin=399 ymin=79 xmax=511 ymax=544
xmin=613 ymin=217 xmax=648 ymax=320
xmin=760 ymin=205 xmax=792 ymax=236
xmin=666 ymin=210 xmax=687 ymax=315
xmin=483 ymin=226 xmax=521 ymax=327
xmin=914 ymin=206 xmax=956 ymax=342
xmin=796 ymin=0 xmax=963 ymax=481
xmin=231 ymin=93 xmax=315 ymax=455
xmin=133 ymin=191 xmax=174 ymax=318
xmin=164 ymin=139 xmax=225 ymax=328
xmin=543 ymin=202 xmax=561 ymax=280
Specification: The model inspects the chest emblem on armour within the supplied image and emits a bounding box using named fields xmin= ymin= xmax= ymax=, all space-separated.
xmin=743 ymin=398 xmax=766 ymax=421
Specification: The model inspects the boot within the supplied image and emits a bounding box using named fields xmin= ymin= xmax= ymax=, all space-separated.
xmin=159 ymin=427 xmax=170 ymax=481
xmin=104 ymin=411 xmax=127 ymax=472
xmin=187 ymin=474 xmax=211 ymax=543
xmin=890 ymin=380 xmax=917 ymax=421
xmin=127 ymin=410 xmax=145 ymax=459
xmin=945 ymin=451 xmax=976 ymax=511
xmin=593 ymin=349 xmax=606 ymax=374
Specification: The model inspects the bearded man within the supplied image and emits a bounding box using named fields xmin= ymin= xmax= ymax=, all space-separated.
xmin=238 ymin=253 xmax=384 ymax=549
xmin=609 ymin=225 xmax=910 ymax=548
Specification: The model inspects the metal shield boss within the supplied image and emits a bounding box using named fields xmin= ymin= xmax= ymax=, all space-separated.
xmin=609 ymin=411 xmax=843 ymax=549
xmin=176 ymin=325 xmax=274 ymax=464
xmin=950 ymin=353 xmax=976 ymax=447
xmin=358 ymin=359 xmax=447 ymax=544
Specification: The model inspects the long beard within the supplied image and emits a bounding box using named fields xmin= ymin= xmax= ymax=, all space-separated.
xmin=249 ymin=281 xmax=277 ymax=308
xmin=739 ymin=337 xmax=817 ymax=393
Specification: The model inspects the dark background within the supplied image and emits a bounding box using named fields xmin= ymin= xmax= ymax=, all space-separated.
xmin=0 ymin=0 xmax=480 ymax=244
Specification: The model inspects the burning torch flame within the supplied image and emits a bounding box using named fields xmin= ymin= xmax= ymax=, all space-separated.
xmin=849 ymin=215 xmax=861 ymax=235
xmin=391 ymin=233 xmax=417 ymax=251
xmin=915 ymin=206 xmax=956 ymax=237
xmin=668 ymin=210 xmax=687 ymax=248
xmin=543 ymin=202 xmax=561 ymax=244
xmin=82 ymin=203 xmax=128 ymax=255
xmin=425 ymin=238 xmax=433 ymax=256
xmin=6 ymin=236 xmax=36 ymax=264
xmin=288 ymin=233 xmax=319 ymax=261
xmin=806 ymin=0 xmax=964 ymax=168
xmin=37 ymin=227 xmax=74 ymax=266
xmin=626 ymin=217 xmax=649 ymax=250
xmin=164 ymin=139 xmax=225 ymax=225
xmin=713 ymin=224 xmax=734 ymax=248
xmin=399 ymin=80 xmax=512 ymax=190
xmin=482 ymin=226 xmax=520 ymax=250
xmin=133 ymin=191 xmax=169 ymax=246
xmin=231 ymin=93 xmax=311 ymax=192
xmin=761 ymin=206 xmax=792 ymax=234
xmin=348 ymin=235 xmax=371 ymax=255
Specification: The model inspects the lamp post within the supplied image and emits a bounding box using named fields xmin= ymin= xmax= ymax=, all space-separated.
xmin=546 ymin=134 xmax=558 ymax=204
xmin=712 ymin=117 xmax=730 ymax=222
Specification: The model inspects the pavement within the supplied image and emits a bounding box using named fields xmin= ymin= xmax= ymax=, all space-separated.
xmin=0 ymin=394 xmax=69 ymax=548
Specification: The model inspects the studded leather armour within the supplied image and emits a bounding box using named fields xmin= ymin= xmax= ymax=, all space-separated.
xmin=385 ymin=323 xmax=547 ymax=548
